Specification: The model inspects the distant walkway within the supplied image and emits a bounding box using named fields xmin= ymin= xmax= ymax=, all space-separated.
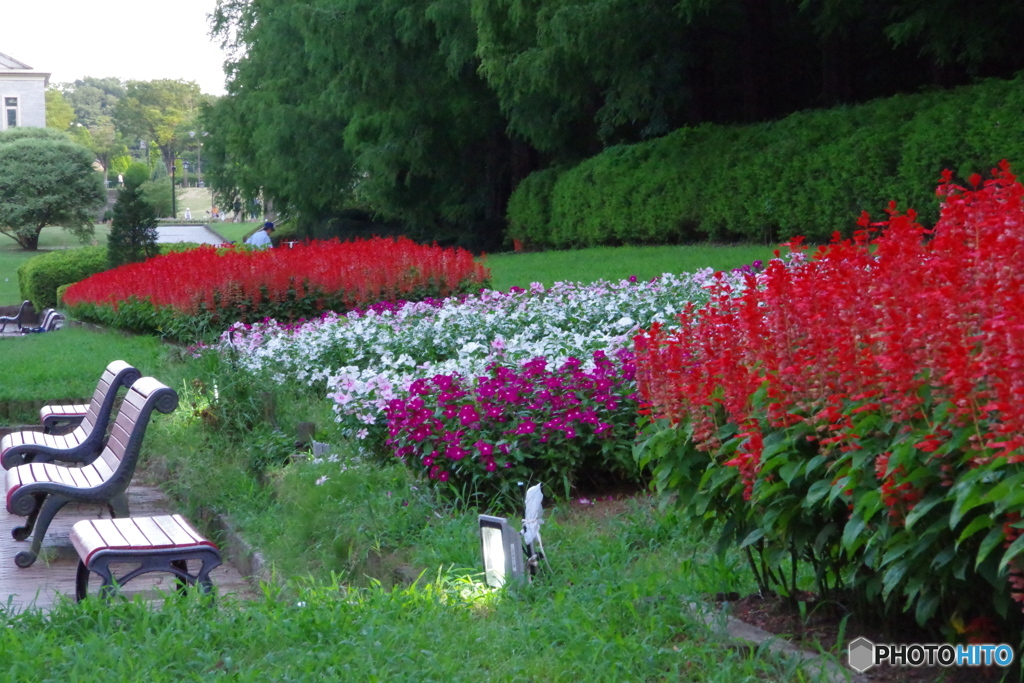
xmin=156 ymin=224 xmax=227 ymax=246
xmin=1 ymin=483 xmax=255 ymax=610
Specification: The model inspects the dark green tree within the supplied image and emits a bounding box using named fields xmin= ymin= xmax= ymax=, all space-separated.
xmin=45 ymin=88 xmax=77 ymax=131
xmin=59 ymin=78 xmax=132 ymax=185
xmin=107 ymin=163 xmax=159 ymax=267
xmin=205 ymin=0 xmax=357 ymax=228
xmin=0 ymin=129 xmax=105 ymax=250
xmin=209 ymin=0 xmax=520 ymax=249
xmin=203 ymin=0 xmax=1024 ymax=248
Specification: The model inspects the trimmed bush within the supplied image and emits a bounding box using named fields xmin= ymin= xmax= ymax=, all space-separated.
xmin=509 ymin=74 xmax=1024 ymax=247
xmin=505 ymin=166 xmax=564 ymax=248
xmin=17 ymin=246 xmax=108 ymax=310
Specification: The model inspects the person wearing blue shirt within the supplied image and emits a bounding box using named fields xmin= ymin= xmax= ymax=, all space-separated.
xmin=245 ymin=221 xmax=275 ymax=248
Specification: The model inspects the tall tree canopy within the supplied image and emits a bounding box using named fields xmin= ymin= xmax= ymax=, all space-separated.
xmin=58 ymin=78 xmax=132 ymax=179
xmin=45 ymin=89 xmax=76 ymax=131
xmin=204 ymin=0 xmax=357 ymax=225
xmin=115 ymin=79 xmax=207 ymax=173
xmin=204 ymin=0 xmax=1024 ymax=247
xmin=208 ymin=0 xmax=516 ymax=247
xmin=63 ymin=77 xmax=126 ymax=129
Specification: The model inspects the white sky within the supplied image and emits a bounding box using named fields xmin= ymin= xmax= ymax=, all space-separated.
xmin=0 ymin=0 xmax=229 ymax=95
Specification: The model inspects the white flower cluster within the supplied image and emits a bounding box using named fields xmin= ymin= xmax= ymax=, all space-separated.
xmin=209 ymin=270 xmax=756 ymax=445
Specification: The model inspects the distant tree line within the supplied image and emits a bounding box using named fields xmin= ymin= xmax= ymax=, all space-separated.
xmin=46 ymin=77 xmax=214 ymax=188
xmin=0 ymin=78 xmax=216 ymax=251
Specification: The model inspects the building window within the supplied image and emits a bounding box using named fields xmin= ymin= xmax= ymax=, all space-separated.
xmin=4 ymin=97 xmax=18 ymax=128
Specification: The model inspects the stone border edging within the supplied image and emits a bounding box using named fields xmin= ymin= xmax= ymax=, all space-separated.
xmin=686 ymin=601 xmax=867 ymax=682
xmin=207 ymin=513 xmax=276 ymax=590
xmin=66 ymin=320 xmax=110 ymax=333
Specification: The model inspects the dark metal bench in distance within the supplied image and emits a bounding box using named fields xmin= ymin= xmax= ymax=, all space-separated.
xmin=0 ymin=360 xmax=141 ymax=469
xmin=70 ymin=515 xmax=222 ymax=601
xmin=5 ymin=377 xmax=179 ymax=568
xmin=0 ymin=300 xmax=30 ymax=333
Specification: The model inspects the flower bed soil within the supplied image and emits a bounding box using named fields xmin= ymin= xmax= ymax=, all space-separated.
xmin=724 ymin=593 xmax=1002 ymax=682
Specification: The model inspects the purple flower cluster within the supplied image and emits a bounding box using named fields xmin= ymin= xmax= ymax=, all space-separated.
xmin=732 ymin=260 xmax=765 ymax=276
xmin=384 ymin=349 xmax=639 ymax=488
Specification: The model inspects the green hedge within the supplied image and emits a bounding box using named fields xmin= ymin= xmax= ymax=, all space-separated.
xmin=17 ymin=247 xmax=108 ymax=310
xmin=509 ymin=74 xmax=1024 ymax=246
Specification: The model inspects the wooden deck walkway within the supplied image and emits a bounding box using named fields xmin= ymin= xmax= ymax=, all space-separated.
xmin=1 ymin=484 xmax=256 ymax=610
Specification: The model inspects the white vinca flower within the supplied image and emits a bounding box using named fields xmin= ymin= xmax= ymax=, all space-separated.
xmin=201 ymin=264 xmax=775 ymax=448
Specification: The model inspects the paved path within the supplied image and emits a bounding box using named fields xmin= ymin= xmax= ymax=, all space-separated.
xmin=156 ymin=224 xmax=228 ymax=246
xmin=1 ymin=483 xmax=255 ymax=610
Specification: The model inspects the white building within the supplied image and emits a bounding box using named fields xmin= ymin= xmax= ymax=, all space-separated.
xmin=0 ymin=52 xmax=48 ymax=130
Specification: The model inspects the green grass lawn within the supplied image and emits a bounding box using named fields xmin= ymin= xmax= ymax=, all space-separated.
xmin=208 ymin=220 xmax=262 ymax=244
xmin=483 ymin=243 xmax=778 ymax=291
xmin=174 ymin=187 xmax=214 ymax=219
xmin=0 ymin=327 xmax=168 ymax=415
xmin=0 ymin=497 xmax=816 ymax=681
xmin=0 ymin=225 xmax=110 ymax=306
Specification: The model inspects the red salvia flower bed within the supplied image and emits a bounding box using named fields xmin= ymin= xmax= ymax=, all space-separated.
xmin=63 ymin=237 xmax=489 ymax=339
xmin=636 ymin=161 xmax=1024 ymax=481
xmin=633 ymin=161 xmax=1024 ymax=628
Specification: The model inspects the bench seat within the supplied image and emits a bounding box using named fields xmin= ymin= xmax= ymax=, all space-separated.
xmin=70 ymin=515 xmax=221 ymax=601
xmin=20 ymin=309 xmax=66 ymax=335
xmin=2 ymin=430 xmax=88 ymax=462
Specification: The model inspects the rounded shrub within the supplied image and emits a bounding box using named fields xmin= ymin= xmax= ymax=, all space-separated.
xmin=506 ymin=166 xmax=564 ymax=248
xmin=18 ymin=246 xmax=108 ymax=310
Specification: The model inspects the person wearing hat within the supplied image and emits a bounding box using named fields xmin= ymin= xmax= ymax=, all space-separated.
xmin=245 ymin=221 xmax=275 ymax=248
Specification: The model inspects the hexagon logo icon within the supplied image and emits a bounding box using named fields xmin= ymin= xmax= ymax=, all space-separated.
xmin=848 ymin=637 xmax=876 ymax=673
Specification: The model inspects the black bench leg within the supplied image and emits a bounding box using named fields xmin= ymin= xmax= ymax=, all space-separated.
xmin=107 ymin=492 xmax=130 ymax=518
xmin=78 ymin=556 xmax=218 ymax=601
xmin=196 ymin=554 xmax=222 ymax=596
xmin=170 ymin=559 xmax=190 ymax=594
xmin=81 ymin=558 xmax=120 ymax=600
xmin=75 ymin=560 xmax=99 ymax=601
xmin=11 ymin=493 xmax=45 ymax=541
xmin=15 ymin=494 xmax=69 ymax=568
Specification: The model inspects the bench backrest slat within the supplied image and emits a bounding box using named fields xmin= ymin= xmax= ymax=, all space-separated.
xmin=3 ymin=361 xmax=145 ymax=471
xmin=106 ymin=426 xmax=130 ymax=462
xmin=90 ymin=377 xmax=179 ymax=488
xmin=91 ymin=454 xmax=115 ymax=481
xmin=78 ymin=361 xmax=143 ymax=458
